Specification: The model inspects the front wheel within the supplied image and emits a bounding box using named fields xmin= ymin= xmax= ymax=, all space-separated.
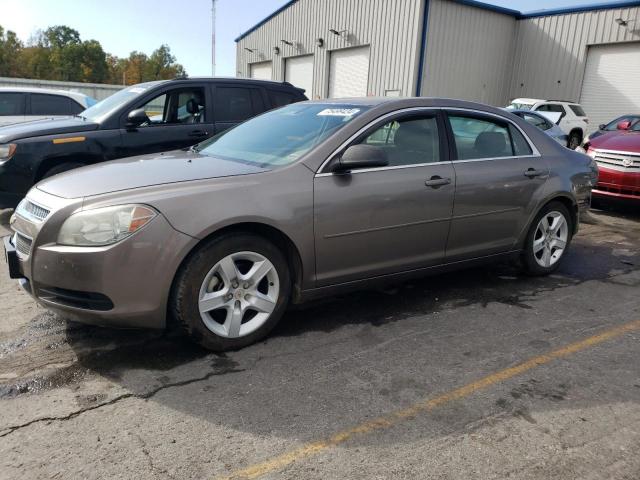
xmin=568 ymin=132 xmax=582 ymax=150
xmin=521 ymin=202 xmax=572 ymax=276
xmin=171 ymin=233 xmax=291 ymax=351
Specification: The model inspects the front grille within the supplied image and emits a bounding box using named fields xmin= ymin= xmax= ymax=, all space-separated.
xmin=22 ymin=200 xmax=50 ymax=221
xmin=14 ymin=232 xmax=33 ymax=257
xmin=594 ymin=150 xmax=640 ymax=172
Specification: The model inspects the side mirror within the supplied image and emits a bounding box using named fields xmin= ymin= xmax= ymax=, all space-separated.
xmin=616 ymin=120 xmax=631 ymax=131
xmin=332 ymin=144 xmax=389 ymax=173
xmin=126 ymin=108 xmax=149 ymax=128
xmin=598 ymin=124 xmax=606 ymax=130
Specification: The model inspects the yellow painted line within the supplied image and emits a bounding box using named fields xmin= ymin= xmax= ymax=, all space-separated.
xmin=217 ymin=319 xmax=640 ymax=480
xmin=52 ymin=136 xmax=85 ymax=144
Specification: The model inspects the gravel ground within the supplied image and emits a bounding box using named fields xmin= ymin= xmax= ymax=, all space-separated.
xmin=0 ymin=203 xmax=639 ymax=480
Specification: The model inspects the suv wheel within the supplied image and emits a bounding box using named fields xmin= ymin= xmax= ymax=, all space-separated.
xmin=521 ymin=201 xmax=572 ymax=276
xmin=171 ymin=233 xmax=291 ymax=351
xmin=568 ymin=132 xmax=582 ymax=150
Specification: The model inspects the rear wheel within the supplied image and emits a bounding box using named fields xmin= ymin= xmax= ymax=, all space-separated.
xmin=171 ymin=233 xmax=291 ymax=351
xmin=567 ymin=131 xmax=582 ymax=150
xmin=521 ymin=202 xmax=572 ymax=276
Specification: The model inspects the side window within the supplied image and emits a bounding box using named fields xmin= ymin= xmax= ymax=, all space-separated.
xmin=509 ymin=125 xmax=533 ymax=156
xmin=30 ymin=94 xmax=74 ymax=115
xmin=269 ymin=90 xmax=295 ymax=108
xmin=537 ymin=103 xmax=565 ymax=115
xmin=251 ymin=89 xmax=266 ymax=114
xmin=449 ymin=114 xmax=513 ymax=160
xmin=141 ymin=93 xmax=167 ymax=124
xmin=214 ymin=87 xmax=253 ymax=122
xmin=358 ymin=116 xmax=440 ymax=166
xmin=68 ymin=100 xmax=85 ymax=115
xmin=0 ymin=93 xmax=25 ymax=115
xmin=139 ymin=88 xmax=205 ymax=125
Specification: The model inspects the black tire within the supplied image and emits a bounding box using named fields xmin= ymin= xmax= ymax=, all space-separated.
xmin=41 ymin=162 xmax=85 ymax=179
xmin=567 ymin=131 xmax=582 ymax=150
xmin=171 ymin=233 xmax=291 ymax=351
xmin=521 ymin=201 xmax=573 ymax=276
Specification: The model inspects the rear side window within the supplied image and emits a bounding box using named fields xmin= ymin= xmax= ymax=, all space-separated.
xmin=509 ymin=125 xmax=533 ymax=156
xmin=449 ymin=115 xmax=513 ymax=160
xmin=31 ymin=94 xmax=82 ymax=115
xmin=269 ymin=90 xmax=295 ymax=108
xmin=0 ymin=93 xmax=25 ymax=115
xmin=214 ymin=87 xmax=255 ymax=122
xmin=536 ymin=103 xmax=565 ymax=114
xmin=569 ymin=104 xmax=586 ymax=116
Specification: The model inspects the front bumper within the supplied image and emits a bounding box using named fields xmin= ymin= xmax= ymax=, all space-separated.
xmin=7 ymin=198 xmax=195 ymax=329
xmin=593 ymin=166 xmax=640 ymax=201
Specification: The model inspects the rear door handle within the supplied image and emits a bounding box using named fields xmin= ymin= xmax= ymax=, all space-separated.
xmin=524 ymin=168 xmax=546 ymax=178
xmin=189 ymin=130 xmax=208 ymax=137
xmin=425 ymin=176 xmax=452 ymax=188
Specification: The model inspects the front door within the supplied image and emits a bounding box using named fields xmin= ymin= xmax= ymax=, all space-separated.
xmin=314 ymin=111 xmax=455 ymax=286
xmin=119 ymin=85 xmax=214 ymax=157
xmin=444 ymin=110 xmax=549 ymax=261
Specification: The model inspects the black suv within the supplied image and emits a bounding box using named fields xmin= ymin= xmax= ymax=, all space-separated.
xmin=0 ymin=78 xmax=306 ymax=208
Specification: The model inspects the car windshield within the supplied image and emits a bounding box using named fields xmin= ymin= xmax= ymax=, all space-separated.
xmin=80 ymin=81 xmax=165 ymax=122
xmin=604 ymin=115 xmax=640 ymax=131
xmin=196 ymin=103 xmax=369 ymax=167
xmin=507 ymin=102 xmax=534 ymax=110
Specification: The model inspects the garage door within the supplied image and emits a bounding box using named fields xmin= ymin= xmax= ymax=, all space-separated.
xmin=579 ymin=42 xmax=640 ymax=128
xmin=329 ymin=46 xmax=370 ymax=98
xmin=250 ymin=61 xmax=272 ymax=81
xmin=285 ymin=55 xmax=313 ymax=97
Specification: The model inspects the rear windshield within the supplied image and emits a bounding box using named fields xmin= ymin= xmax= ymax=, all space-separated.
xmin=197 ymin=103 xmax=368 ymax=168
xmin=569 ymin=104 xmax=586 ymax=116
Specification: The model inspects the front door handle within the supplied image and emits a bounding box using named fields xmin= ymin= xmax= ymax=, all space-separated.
xmin=188 ymin=130 xmax=208 ymax=137
xmin=524 ymin=168 xmax=546 ymax=178
xmin=425 ymin=176 xmax=452 ymax=188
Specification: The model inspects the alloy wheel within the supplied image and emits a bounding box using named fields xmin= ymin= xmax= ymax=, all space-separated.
xmin=198 ymin=251 xmax=280 ymax=338
xmin=532 ymin=211 xmax=569 ymax=268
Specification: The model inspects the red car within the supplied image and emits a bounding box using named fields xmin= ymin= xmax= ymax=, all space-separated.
xmin=584 ymin=117 xmax=640 ymax=202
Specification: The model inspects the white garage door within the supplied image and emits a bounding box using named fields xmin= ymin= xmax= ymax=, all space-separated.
xmin=329 ymin=46 xmax=370 ymax=98
xmin=580 ymin=42 xmax=640 ymax=128
xmin=250 ymin=61 xmax=272 ymax=81
xmin=285 ymin=55 xmax=314 ymax=97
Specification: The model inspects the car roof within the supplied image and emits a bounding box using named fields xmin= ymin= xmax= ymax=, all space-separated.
xmin=0 ymin=86 xmax=91 ymax=102
xmin=169 ymin=76 xmax=303 ymax=90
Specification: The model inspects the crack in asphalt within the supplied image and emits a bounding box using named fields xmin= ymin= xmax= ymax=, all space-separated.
xmin=0 ymin=363 xmax=245 ymax=438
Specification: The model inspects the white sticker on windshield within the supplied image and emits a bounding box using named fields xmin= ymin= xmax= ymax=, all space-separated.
xmin=317 ymin=108 xmax=360 ymax=117
xmin=128 ymin=87 xmax=147 ymax=93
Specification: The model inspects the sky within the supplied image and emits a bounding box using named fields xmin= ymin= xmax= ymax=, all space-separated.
xmin=0 ymin=0 xmax=627 ymax=80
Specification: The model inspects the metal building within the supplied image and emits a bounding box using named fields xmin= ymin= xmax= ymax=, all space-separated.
xmin=236 ymin=0 xmax=640 ymax=127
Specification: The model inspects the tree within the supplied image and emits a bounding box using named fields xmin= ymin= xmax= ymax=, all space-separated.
xmin=0 ymin=24 xmax=187 ymax=84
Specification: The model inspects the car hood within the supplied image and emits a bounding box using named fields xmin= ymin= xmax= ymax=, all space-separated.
xmin=37 ymin=150 xmax=269 ymax=199
xmin=590 ymin=130 xmax=640 ymax=153
xmin=0 ymin=116 xmax=99 ymax=142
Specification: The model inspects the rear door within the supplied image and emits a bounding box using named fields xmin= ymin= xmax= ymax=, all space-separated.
xmin=444 ymin=110 xmax=549 ymax=261
xmin=314 ymin=109 xmax=455 ymax=286
xmin=534 ymin=103 xmax=568 ymax=133
xmin=211 ymin=83 xmax=267 ymax=133
xmin=0 ymin=92 xmax=26 ymax=126
xmin=119 ymin=83 xmax=214 ymax=157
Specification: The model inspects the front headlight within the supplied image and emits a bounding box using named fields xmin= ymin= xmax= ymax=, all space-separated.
xmin=0 ymin=144 xmax=17 ymax=166
xmin=57 ymin=204 xmax=157 ymax=246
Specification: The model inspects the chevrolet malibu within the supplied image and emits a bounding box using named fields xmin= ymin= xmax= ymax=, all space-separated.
xmin=3 ymin=98 xmax=597 ymax=351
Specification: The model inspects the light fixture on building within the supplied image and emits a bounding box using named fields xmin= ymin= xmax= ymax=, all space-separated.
xmin=316 ymin=38 xmax=324 ymax=48
xmin=615 ymin=18 xmax=628 ymax=26
xmin=329 ymin=28 xmax=348 ymax=37
xmin=280 ymin=39 xmax=294 ymax=46
xmin=273 ymin=46 xmax=280 ymax=55
xmin=244 ymin=47 xmax=256 ymax=53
